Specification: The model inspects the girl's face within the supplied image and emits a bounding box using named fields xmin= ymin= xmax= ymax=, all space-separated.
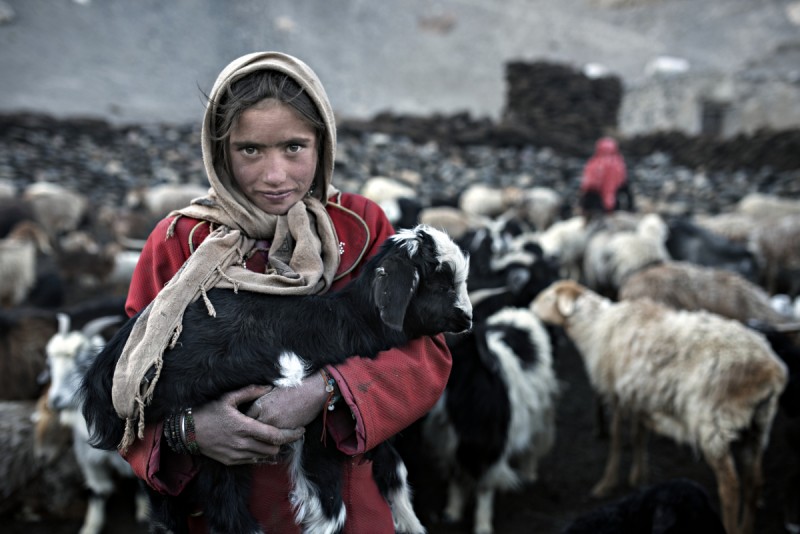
xmin=228 ymin=99 xmax=319 ymax=215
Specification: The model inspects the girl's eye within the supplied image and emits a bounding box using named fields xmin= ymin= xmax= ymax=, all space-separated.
xmin=287 ymin=144 xmax=303 ymax=154
xmin=242 ymin=146 xmax=258 ymax=156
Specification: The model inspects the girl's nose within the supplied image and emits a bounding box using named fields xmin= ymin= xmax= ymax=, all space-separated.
xmin=261 ymin=155 xmax=287 ymax=184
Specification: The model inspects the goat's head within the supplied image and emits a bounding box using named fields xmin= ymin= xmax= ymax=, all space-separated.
xmin=531 ymin=279 xmax=587 ymax=326
xmin=45 ymin=313 xmax=122 ymax=412
xmin=371 ymin=224 xmax=472 ymax=336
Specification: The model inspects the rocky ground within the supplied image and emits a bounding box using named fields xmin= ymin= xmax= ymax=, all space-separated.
xmin=1 ymin=112 xmax=799 ymax=220
xmin=0 ymin=111 xmax=798 ymax=533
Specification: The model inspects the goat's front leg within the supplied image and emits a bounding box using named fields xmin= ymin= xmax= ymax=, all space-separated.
xmin=370 ymin=442 xmax=425 ymax=534
xmin=705 ymin=449 xmax=741 ymax=534
xmin=78 ymin=494 xmax=107 ymax=534
xmin=473 ymin=484 xmax=496 ymax=534
xmin=134 ymin=479 xmax=150 ymax=524
xmin=442 ymin=478 xmax=467 ymax=524
xmin=739 ymin=436 xmax=766 ymax=534
xmin=591 ymin=398 xmax=622 ymax=498
xmin=291 ymin=428 xmax=347 ymax=534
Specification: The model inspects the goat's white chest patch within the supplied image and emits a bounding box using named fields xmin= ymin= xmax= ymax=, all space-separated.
xmin=275 ymin=351 xmax=308 ymax=388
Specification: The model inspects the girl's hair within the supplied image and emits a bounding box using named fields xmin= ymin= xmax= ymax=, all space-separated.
xmin=210 ymin=70 xmax=326 ymax=187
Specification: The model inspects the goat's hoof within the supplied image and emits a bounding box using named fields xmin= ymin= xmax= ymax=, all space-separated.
xmin=440 ymin=511 xmax=462 ymax=525
xmin=590 ymin=481 xmax=614 ymax=498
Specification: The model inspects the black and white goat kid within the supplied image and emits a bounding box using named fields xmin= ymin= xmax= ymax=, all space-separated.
xmin=422 ymin=305 xmax=558 ymax=534
xmin=81 ymin=225 xmax=472 ymax=534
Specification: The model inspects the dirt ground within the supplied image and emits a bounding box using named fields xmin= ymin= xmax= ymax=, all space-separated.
xmin=5 ymin=335 xmax=794 ymax=534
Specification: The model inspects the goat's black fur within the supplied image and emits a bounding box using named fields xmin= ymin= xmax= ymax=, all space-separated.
xmin=665 ymin=216 xmax=760 ymax=283
xmin=81 ymin=225 xmax=471 ymax=534
xmin=561 ymin=478 xmax=726 ymax=534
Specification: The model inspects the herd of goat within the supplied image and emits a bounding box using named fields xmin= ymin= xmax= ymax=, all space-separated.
xmin=0 ymin=175 xmax=799 ymax=534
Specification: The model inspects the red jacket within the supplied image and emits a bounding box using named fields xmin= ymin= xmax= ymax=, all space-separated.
xmin=122 ymin=191 xmax=452 ymax=533
xmin=580 ymin=137 xmax=627 ymax=212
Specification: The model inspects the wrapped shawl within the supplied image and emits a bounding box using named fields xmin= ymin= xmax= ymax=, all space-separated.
xmin=111 ymin=52 xmax=342 ymax=450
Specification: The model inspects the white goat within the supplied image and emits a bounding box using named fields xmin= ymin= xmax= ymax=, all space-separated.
xmin=45 ymin=313 xmax=148 ymax=534
xmin=459 ymin=184 xmax=522 ymax=219
xmin=0 ymin=220 xmax=52 ymax=307
xmin=22 ymin=181 xmax=89 ymax=238
xmin=359 ymin=176 xmax=417 ymax=204
xmin=735 ymin=192 xmax=800 ymax=221
xmin=515 ymin=215 xmax=590 ymax=280
xmin=532 ymin=280 xmax=788 ymax=534
xmin=582 ymin=213 xmax=669 ymax=298
xmin=513 ymin=186 xmax=563 ymax=231
xmin=125 ymin=182 xmax=209 ymax=217
xmin=418 ymin=206 xmax=488 ymax=241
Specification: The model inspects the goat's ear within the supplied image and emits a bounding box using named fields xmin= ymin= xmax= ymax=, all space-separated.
xmin=372 ymin=256 xmax=419 ymax=331
xmin=556 ymin=288 xmax=577 ymax=317
xmin=475 ymin=325 xmax=501 ymax=375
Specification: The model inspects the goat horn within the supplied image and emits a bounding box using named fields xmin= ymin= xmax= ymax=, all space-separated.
xmin=56 ymin=313 xmax=71 ymax=336
xmin=82 ymin=315 xmax=124 ymax=339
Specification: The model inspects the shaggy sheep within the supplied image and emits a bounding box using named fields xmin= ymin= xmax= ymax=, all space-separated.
xmin=81 ymin=225 xmax=472 ymax=534
xmin=735 ymin=193 xmax=800 ymax=221
xmin=618 ymin=261 xmax=790 ymax=327
xmin=22 ymin=181 xmax=90 ymax=239
xmin=532 ymin=280 xmax=788 ymax=534
xmin=749 ymin=213 xmax=800 ymax=297
xmin=423 ymin=306 xmax=558 ymax=534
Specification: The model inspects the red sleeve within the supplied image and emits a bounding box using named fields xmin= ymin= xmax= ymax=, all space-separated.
xmin=323 ymin=195 xmax=454 ymax=454
xmin=125 ymin=216 xmax=205 ymax=317
xmin=325 ymin=336 xmax=452 ymax=453
xmin=122 ymin=215 xmax=205 ymax=493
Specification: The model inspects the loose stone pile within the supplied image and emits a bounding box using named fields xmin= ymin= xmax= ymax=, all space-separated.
xmin=0 ymin=110 xmax=798 ymax=219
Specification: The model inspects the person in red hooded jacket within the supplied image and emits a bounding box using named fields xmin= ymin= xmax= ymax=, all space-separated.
xmin=579 ymin=136 xmax=633 ymax=217
xmin=116 ymin=51 xmax=453 ymax=533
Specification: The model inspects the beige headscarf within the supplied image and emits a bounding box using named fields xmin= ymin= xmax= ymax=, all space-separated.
xmin=112 ymin=52 xmax=342 ymax=451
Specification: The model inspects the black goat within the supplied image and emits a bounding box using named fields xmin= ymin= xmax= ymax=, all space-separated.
xmin=81 ymin=225 xmax=472 ymax=534
xmin=562 ymin=478 xmax=726 ymax=534
xmin=665 ymin=216 xmax=760 ymax=283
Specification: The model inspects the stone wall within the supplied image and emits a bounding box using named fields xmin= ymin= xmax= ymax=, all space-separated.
xmin=619 ymin=73 xmax=800 ymax=138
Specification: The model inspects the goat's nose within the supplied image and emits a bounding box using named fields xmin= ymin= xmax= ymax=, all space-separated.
xmin=49 ymin=394 xmax=68 ymax=411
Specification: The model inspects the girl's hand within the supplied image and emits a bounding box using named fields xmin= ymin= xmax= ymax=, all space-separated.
xmin=192 ymin=385 xmax=304 ymax=465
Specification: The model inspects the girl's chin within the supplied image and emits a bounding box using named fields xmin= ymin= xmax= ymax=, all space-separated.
xmin=254 ymin=194 xmax=301 ymax=215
